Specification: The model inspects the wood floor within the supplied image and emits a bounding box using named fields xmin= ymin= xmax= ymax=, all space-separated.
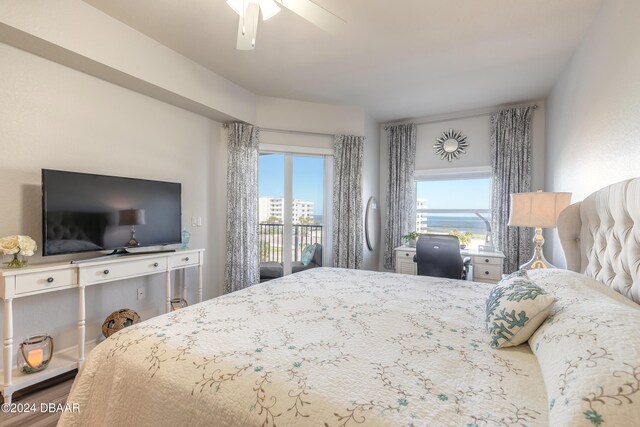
xmin=0 ymin=372 xmax=75 ymax=427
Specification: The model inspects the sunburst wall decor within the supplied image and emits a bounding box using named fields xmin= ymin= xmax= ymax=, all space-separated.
xmin=434 ymin=129 xmax=469 ymax=162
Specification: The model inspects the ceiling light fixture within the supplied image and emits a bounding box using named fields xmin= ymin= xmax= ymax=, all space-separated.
xmin=226 ymin=0 xmax=346 ymax=50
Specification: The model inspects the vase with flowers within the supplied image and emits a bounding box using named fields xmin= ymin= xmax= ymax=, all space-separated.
xmin=0 ymin=235 xmax=37 ymax=268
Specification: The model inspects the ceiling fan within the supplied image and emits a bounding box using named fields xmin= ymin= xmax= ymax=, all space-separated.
xmin=226 ymin=0 xmax=345 ymax=50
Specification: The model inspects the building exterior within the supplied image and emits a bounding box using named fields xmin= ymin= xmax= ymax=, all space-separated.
xmin=416 ymin=198 xmax=428 ymax=233
xmin=259 ymin=197 xmax=315 ymax=224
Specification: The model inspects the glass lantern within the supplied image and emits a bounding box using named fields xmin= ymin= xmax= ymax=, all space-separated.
xmin=170 ymin=298 xmax=188 ymax=311
xmin=17 ymin=334 xmax=54 ymax=374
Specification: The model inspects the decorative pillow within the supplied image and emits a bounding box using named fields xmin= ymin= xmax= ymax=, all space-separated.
xmin=527 ymin=269 xmax=640 ymax=427
xmin=485 ymin=270 xmax=555 ymax=348
xmin=300 ymin=244 xmax=316 ymax=266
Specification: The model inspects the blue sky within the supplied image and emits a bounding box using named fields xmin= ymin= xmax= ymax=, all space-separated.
xmin=259 ymin=153 xmax=325 ymax=213
xmin=416 ymin=178 xmax=491 ymax=210
xmin=259 ymin=153 xmax=490 ymax=213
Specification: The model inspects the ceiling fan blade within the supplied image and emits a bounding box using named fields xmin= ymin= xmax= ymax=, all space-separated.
xmin=236 ymin=3 xmax=260 ymax=50
xmin=275 ymin=0 xmax=345 ymax=34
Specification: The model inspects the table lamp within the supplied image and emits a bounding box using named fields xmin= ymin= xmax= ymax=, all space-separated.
xmin=508 ymin=191 xmax=571 ymax=269
xmin=119 ymin=209 xmax=146 ymax=247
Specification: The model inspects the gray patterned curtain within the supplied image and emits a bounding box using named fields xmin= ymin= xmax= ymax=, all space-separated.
xmin=224 ymin=122 xmax=260 ymax=293
xmin=383 ymin=124 xmax=417 ymax=270
xmin=333 ymin=134 xmax=364 ymax=269
xmin=490 ymin=107 xmax=533 ymax=274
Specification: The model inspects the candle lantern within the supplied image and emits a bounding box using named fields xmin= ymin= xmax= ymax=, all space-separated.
xmin=17 ymin=334 xmax=54 ymax=374
xmin=171 ymin=298 xmax=188 ymax=311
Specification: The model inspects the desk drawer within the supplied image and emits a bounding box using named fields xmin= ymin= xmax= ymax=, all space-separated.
xmin=169 ymin=253 xmax=200 ymax=269
xmin=473 ymin=264 xmax=502 ymax=281
xmin=15 ymin=269 xmax=77 ymax=295
xmin=84 ymin=257 xmax=167 ymax=284
xmin=473 ymin=256 xmax=502 ymax=266
xmin=396 ymin=250 xmax=415 ymax=260
xmin=396 ymin=259 xmax=417 ymax=275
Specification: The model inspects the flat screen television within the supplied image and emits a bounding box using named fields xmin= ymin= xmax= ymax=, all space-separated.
xmin=42 ymin=169 xmax=181 ymax=256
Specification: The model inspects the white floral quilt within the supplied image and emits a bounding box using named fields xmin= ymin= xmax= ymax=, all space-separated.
xmin=59 ymin=268 xmax=548 ymax=427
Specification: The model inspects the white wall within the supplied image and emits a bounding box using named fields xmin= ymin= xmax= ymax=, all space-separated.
xmin=545 ymin=0 xmax=640 ymax=267
xmin=0 ymin=42 xmax=221 ymax=368
xmin=379 ymin=104 xmax=545 ymax=270
xmin=362 ymin=114 xmax=381 ymax=270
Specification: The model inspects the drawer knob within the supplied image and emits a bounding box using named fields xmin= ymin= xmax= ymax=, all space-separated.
xmin=485 ymin=271 xmax=490 ymax=275
xmin=103 ymin=269 xmax=110 ymax=275
xmin=47 ymin=277 xmax=54 ymax=283
xmin=485 ymin=259 xmax=490 ymax=263
xmin=405 ymin=253 xmax=409 ymax=257
xmin=153 ymin=262 xmax=159 ymax=267
xmin=184 ymin=257 xmax=190 ymax=262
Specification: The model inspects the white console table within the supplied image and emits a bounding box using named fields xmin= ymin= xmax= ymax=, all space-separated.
xmin=0 ymin=248 xmax=204 ymax=404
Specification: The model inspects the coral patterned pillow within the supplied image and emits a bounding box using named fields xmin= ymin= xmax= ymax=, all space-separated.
xmin=485 ymin=270 xmax=555 ymax=348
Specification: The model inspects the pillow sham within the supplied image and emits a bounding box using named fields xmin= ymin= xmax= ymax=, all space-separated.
xmin=527 ymin=269 xmax=640 ymax=427
xmin=485 ymin=270 xmax=555 ymax=348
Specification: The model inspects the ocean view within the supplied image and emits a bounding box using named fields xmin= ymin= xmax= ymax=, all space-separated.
xmin=423 ymin=215 xmax=490 ymax=234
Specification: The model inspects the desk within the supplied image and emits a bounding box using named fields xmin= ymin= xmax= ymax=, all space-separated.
xmin=394 ymin=245 xmax=505 ymax=283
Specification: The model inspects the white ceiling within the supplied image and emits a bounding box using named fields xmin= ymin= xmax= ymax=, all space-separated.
xmin=83 ymin=0 xmax=602 ymax=121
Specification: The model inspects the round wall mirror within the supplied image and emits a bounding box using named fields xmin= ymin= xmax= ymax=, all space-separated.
xmin=434 ymin=129 xmax=469 ymax=162
xmin=364 ymin=196 xmax=379 ymax=251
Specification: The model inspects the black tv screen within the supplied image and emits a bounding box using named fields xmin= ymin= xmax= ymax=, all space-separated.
xmin=42 ymin=170 xmax=181 ymax=256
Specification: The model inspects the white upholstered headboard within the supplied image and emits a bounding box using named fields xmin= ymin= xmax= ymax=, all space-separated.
xmin=557 ymin=178 xmax=640 ymax=304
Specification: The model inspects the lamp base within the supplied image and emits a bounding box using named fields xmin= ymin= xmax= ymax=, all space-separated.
xmin=519 ymin=227 xmax=556 ymax=270
xmin=127 ymin=225 xmax=140 ymax=247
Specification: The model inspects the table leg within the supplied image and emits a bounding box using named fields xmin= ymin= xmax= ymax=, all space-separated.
xmin=181 ymin=269 xmax=187 ymax=303
xmin=3 ymin=298 xmax=13 ymax=405
xmin=78 ymin=285 xmax=86 ymax=367
xmin=165 ymin=270 xmax=171 ymax=313
xmin=197 ymin=264 xmax=203 ymax=303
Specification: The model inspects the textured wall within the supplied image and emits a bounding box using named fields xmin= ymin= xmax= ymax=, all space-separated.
xmin=546 ymin=0 xmax=640 ymax=266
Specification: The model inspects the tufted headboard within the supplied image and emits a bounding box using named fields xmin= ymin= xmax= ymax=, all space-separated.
xmin=557 ymin=178 xmax=640 ymax=304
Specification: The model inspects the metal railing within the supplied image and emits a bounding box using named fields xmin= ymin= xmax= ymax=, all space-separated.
xmin=259 ymin=223 xmax=323 ymax=263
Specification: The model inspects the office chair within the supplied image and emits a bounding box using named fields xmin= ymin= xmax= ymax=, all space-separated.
xmin=413 ymin=234 xmax=471 ymax=280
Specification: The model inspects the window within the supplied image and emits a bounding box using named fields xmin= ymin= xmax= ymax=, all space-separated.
xmin=415 ymin=175 xmax=492 ymax=249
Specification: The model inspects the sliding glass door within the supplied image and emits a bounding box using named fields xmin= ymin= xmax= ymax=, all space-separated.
xmin=259 ymin=152 xmax=327 ymax=279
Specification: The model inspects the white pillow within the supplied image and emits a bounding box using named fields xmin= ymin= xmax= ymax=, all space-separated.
xmin=528 ymin=269 xmax=640 ymax=426
xmin=485 ymin=270 xmax=555 ymax=348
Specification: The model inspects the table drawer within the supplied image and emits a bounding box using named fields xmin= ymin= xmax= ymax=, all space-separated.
xmin=473 ymin=256 xmax=502 ymax=266
xmin=15 ymin=268 xmax=77 ymax=295
xmin=84 ymin=257 xmax=167 ymax=284
xmin=473 ymin=264 xmax=502 ymax=281
xmin=169 ymin=253 xmax=200 ymax=269
xmin=396 ymin=250 xmax=415 ymax=260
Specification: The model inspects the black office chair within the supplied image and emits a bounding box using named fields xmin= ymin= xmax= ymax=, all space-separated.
xmin=413 ymin=234 xmax=471 ymax=280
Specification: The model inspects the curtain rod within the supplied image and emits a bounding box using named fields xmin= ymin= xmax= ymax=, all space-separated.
xmin=385 ymin=104 xmax=538 ymax=128
xmin=222 ymin=122 xmax=334 ymax=138
xmin=259 ymin=127 xmax=334 ymax=138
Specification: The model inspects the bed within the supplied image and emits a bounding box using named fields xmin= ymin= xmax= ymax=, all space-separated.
xmin=59 ymin=179 xmax=640 ymax=427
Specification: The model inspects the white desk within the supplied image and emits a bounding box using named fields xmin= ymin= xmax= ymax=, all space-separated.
xmin=0 ymin=248 xmax=204 ymax=404
xmin=394 ymin=245 xmax=505 ymax=283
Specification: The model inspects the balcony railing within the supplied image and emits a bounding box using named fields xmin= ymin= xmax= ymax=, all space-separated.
xmin=259 ymin=223 xmax=323 ymax=263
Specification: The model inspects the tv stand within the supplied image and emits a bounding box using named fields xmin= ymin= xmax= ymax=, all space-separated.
xmin=0 ymin=248 xmax=204 ymax=404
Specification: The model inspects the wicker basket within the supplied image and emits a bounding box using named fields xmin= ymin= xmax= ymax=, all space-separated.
xmin=102 ymin=309 xmax=141 ymax=338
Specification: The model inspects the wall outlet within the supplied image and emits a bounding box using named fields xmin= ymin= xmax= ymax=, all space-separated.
xmin=137 ymin=288 xmax=145 ymax=300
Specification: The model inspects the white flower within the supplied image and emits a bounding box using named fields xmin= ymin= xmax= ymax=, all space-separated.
xmin=0 ymin=235 xmax=37 ymax=257
xmin=0 ymin=235 xmax=20 ymax=255
xmin=17 ymin=235 xmax=37 ymax=257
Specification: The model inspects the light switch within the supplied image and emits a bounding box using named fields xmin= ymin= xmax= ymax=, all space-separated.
xmin=191 ymin=216 xmax=197 ymax=227
xmin=196 ymin=216 xmax=202 ymax=227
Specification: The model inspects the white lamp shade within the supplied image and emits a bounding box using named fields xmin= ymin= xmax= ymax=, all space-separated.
xmin=508 ymin=192 xmax=571 ymax=228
